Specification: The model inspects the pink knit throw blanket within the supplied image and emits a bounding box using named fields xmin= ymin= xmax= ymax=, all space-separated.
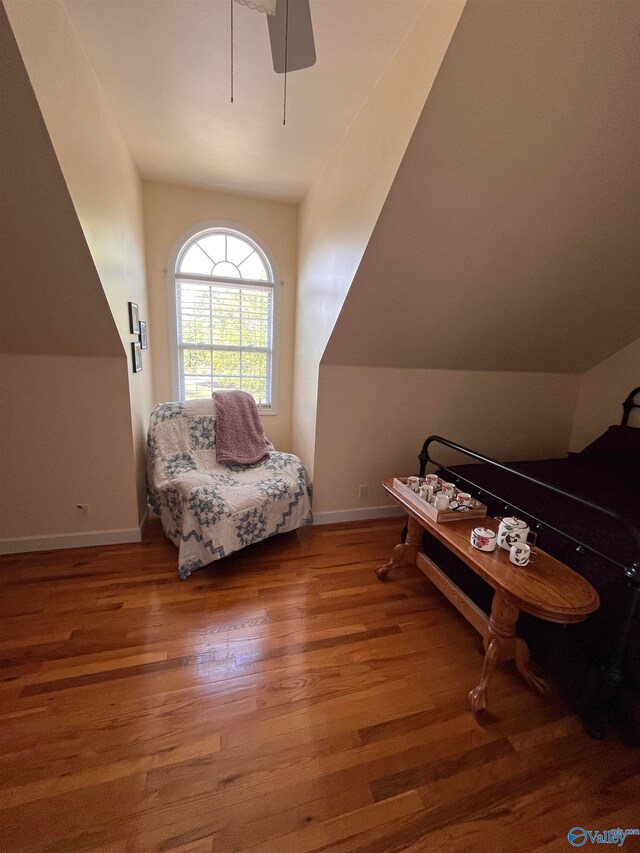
xmin=213 ymin=390 xmax=270 ymax=466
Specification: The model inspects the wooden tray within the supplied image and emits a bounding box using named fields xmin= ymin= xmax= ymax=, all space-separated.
xmin=392 ymin=478 xmax=488 ymax=524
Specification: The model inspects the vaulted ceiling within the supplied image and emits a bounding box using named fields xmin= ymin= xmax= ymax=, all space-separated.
xmin=324 ymin=0 xmax=640 ymax=373
xmin=61 ymin=0 xmax=426 ymax=201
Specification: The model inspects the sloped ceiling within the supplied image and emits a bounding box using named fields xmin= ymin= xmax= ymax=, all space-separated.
xmin=323 ymin=0 xmax=640 ymax=373
xmin=0 ymin=4 xmax=121 ymax=357
xmin=61 ymin=0 xmax=426 ymax=202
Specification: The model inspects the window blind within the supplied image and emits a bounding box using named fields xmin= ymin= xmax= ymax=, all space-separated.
xmin=176 ymin=277 xmax=273 ymax=407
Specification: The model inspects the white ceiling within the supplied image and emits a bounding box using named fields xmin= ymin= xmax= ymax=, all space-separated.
xmin=62 ymin=0 xmax=426 ymax=202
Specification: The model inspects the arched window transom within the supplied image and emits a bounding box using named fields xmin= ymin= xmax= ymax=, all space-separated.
xmin=174 ymin=228 xmax=275 ymax=408
xmin=178 ymin=232 xmax=270 ymax=281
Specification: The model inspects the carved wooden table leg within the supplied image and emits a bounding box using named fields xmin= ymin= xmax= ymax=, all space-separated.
xmin=376 ymin=514 xmax=424 ymax=581
xmin=376 ymin=543 xmax=406 ymax=581
xmin=468 ymin=590 xmax=519 ymax=712
xmin=404 ymin=516 xmax=423 ymax=564
xmin=515 ymin=638 xmax=548 ymax=695
xmin=468 ymin=638 xmax=500 ymax=712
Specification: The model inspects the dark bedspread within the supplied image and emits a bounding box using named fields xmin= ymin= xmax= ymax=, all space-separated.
xmin=422 ymin=451 xmax=640 ymax=741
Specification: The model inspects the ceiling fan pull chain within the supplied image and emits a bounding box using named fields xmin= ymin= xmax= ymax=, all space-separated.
xmin=230 ymin=0 xmax=234 ymax=103
xmin=283 ymin=0 xmax=289 ymax=124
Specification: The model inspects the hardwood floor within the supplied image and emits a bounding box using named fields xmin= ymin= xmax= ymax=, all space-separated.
xmin=0 ymin=518 xmax=638 ymax=852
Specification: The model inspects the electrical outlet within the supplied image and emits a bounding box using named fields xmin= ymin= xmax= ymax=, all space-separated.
xmin=76 ymin=504 xmax=89 ymax=521
xmin=358 ymin=485 xmax=368 ymax=499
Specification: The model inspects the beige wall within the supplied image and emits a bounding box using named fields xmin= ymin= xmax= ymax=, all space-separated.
xmin=313 ymin=365 xmax=580 ymax=514
xmin=308 ymin=0 xmax=638 ymax=516
xmin=324 ymin=0 xmax=640 ymax=375
xmin=570 ymin=338 xmax=640 ymax=452
xmin=0 ymin=4 xmax=120 ymax=360
xmin=0 ymin=354 xmax=138 ymax=544
xmin=6 ymin=0 xmax=154 ymax=524
xmin=292 ymin=1 xmax=465 ymax=473
xmin=142 ymin=179 xmax=298 ymax=451
xmin=1 ymin=2 xmax=144 ymax=550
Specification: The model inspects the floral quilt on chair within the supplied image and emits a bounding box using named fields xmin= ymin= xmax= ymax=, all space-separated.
xmin=147 ymin=399 xmax=313 ymax=578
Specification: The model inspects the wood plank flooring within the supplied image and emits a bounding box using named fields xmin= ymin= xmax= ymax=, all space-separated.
xmin=0 ymin=518 xmax=637 ymax=852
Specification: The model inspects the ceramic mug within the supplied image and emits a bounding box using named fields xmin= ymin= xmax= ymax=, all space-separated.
xmin=407 ymin=476 xmax=420 ymax=492
xmin=457 ymin=492 xmax=472 ymax=507
xmin=419 ymin=485 xmax=434 ymax=502
xmin=510 ymin=542 xmax=533 ymax=567
xmin=441 ymin=482 xmax=456 ymax=499
xmin=434 ymin=494 xmax=450 ymax=511
xmin=424 ymin=474 xmax=440 ymax=489
xmin=497 ymin=517 xmax=529 ymax=551
xmin=471 ymin=527 xmax=497 ymax=552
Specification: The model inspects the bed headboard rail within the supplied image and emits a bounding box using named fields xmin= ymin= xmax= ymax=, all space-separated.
xmin=418 ymin=435 xmax=640 ymax=579
xmin=621 ymin=386 xmax=640 ymax=426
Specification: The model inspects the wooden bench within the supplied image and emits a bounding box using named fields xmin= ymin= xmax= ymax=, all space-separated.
xmin=377 ymin=476 xmax=600 ymax=712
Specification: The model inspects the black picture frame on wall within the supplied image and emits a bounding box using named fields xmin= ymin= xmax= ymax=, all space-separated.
xmin=139 ymin=320 xmax=148 ymax=349
xmin=128 ymin=301 xmax=140 ymax=334
xmin=131 ymin=341 xmax=142 ymax=373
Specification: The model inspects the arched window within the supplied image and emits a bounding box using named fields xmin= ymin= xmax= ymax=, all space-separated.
xmin=173 ymin=226 xmax=276 ymax=409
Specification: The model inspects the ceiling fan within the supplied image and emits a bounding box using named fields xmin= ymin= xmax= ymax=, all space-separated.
xmin=231 ymin=0 xmax=316 ymax=123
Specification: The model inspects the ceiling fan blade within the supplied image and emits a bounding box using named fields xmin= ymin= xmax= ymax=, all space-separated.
xmin=267 ymin=0 xmax=316 ymax=73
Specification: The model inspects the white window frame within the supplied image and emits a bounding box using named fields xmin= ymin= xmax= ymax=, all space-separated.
xmin=167 ymin=221 xmax=280 ymax=415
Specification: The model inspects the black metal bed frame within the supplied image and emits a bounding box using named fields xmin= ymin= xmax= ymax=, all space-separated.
xmin=622 ymin=385 xmax=640 ymax=427
xmin=416 ymin=386 xmax=640 ymax=739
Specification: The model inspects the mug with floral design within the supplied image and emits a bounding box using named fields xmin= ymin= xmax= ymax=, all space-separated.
xmin=510 ymin=542 xmax=533 ymax=567
xmin=440 ymin=482 xmax=456 ymax=499
xmin=434 ymin=494 xmax=450 ymax=511
xmin=419 ymin=484 xmax=434 ymax=503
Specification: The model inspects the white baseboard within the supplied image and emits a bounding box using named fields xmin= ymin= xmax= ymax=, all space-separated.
xmin=313 ymin=505 xmax=405 ymax=526
xmin=0 ymin=519 xmax=145 ymax=556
